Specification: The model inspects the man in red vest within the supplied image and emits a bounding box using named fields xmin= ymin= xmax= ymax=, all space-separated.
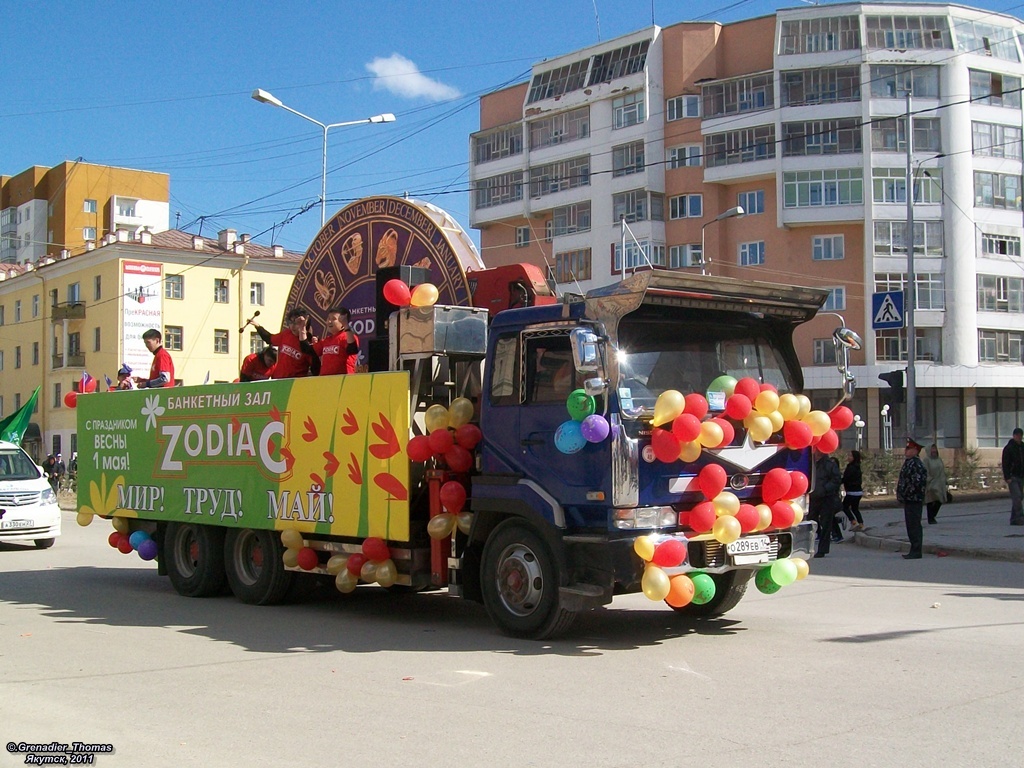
xmin=311 ymin=307 xmax=359 ymax=375
xmin=252 ymin=308 xmax=318 ymax=378
xmin=138 ymin=329 xmax=175 ymax=388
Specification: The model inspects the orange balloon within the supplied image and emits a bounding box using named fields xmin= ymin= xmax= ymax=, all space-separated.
xmin=666 ymin=574 xmax=695 ymax=608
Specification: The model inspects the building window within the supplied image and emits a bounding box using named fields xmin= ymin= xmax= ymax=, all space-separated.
xmin=813 ymin=235 xmax=845 ymax=261
xmin=83 ymin=199 xmax=97 ymax=213
xmin=165 ymin=274 xmax=184 ymax=300
xmin=588 ymin=40 xmax=650 ymax=84
xmin=782 ymin=119 xmax=861 ymax=156
xmin=864 ymin=15 xmax=952 ymax=50
xmin=979 ymin=330 xmax=1024 ymax=363
xmin=473 ymin=124 xmax=524 ymax=163
xmin=870 ymin=117 xmax=941 ymax=153
xmin=737 ymin=190 xmax=765 ymax=215
xmin=529 ymin=107 xmax=590 ymax=149
xmin=780 ymin=66 xmax=861 ymax=105
xmin=702 ymin=73 xmax=774 ymax=118
xmin=666 ymin=94 xmax=700 ymax=120
xmin=554 ymin=248 xmax=592 ymax=283
xmin=527 ymin=59 xmax=590 ymax=103
xmin=68 ymin=283 xmax=80 ymax=303
xmin=873 ymin=220 xmax=944 ymax=257
xmin=0 ymin=350 xmax=3 ymax=370
xmin=969 ymin=69 xmax=1022 ymax=107
xmin=68 ymin=332 xmax=81 ymax=357
xmin=53 ymin=383 xmax=62 ymax=409
xmin=611 ymin=141 xmax=645 ymax=177
xmin=214 ymin=330 xmax=229 ymax=354
xmin=250 ymin=282 xmax=265 ymax=306
xmin=474 ymin=171 xmax=524 ymax=209
xmin=164 ymin=326 xmax=183 ymax=352
xmin=612 ymin=190 xmax=663 ymax=223
xmin=877 ymin=328 xmax=942 ymax=362
xmin=669 ymin=194 xmax=702 ymax=220
xmin=974 ymin=171 xmax=1021 ymax=209
xmin=875 ymin=272 xmax=945 ymax=310
xmin=545 ymin=221 xmax=553 ymax=243
xmin=813 ymin=339 xmax=838 ymax=365
xmin=977 ymin=275 xmax=1024 ymax=313
xmin=739 ymin=241 xmax=765 ymax=266
xmin=94 ymin=275 xmax=101 ymax=301
xmin=956 ymin=19 xmax=1020 ymax=61
xmin=15 ymin=346 xmax=21 ymax=369
xmin=250 ymin=332 xmax=265 ymax=354
xmin=32 ymin=342 xmax=39 ymax=366
xmin=704 ymin=125 xmax=776 ymax=167
xmin=667 ymin=145 xmax=702 ymax=168
xmin=779 ymin=16 xmax=860 ymax=54
xmin=529 ymin=156 xmax=590 ymax=198
xmin=869 ymin=65 xmax=940 ymax=98
xmin=0 ymin=305 xmax=4 ymax=325
xmin=612 ymin=92 xmax=645 ymax=129
xmin=823 ymin=287 xmax=846 ymax=311
xmin=612 ymin=241 xmax=665 ymax=273
xmin=872 ymin=168 xmax=942 ymax=204
xmin=14 ymin=393 xmax=20 ymax=410
xmin=783 ymin=169 xmax=863 ymax=207
xmin=551 ymin=202 xmax=591 ymax=237
xmin=515 ymin=226 xmax=530 ymax=248
xmin=31 ymin=295 xmax=39 ymax=318
xmin=14 ymin=300 xmax=21 ymax=322
xmin=94 ymin=327 xmax=101 ymax=352
xmin=981 ymin=232 xmax=1021 ymax=258
xmin=83 ymin=227 xmax=96 ymax=241
xmin=668 ymin=244 xmax=702 ymax=268
xmin=0 ymin=395 xmax=3 ymax=417
xmin=973 ymin=122 xmax=1023 ymax=158
xmin=214 ymin=279 xmax=229 ymax=304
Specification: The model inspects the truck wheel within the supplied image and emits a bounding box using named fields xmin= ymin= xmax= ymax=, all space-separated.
xmin=670 ymin=570 xmax=752 ymax=617
xmin=224 ymin=528 xmax=295 ymax=605
xmin=481 ymin=521 xmax=576 ymax=639
xmin=34 ymin=538 xmax=55 ymax=549
xmin=164 ymin=522 xmax=226 ymax=597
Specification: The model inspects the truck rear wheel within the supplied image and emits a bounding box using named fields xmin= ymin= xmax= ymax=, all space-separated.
xmin=224 ymin=528 xmax=295 ymax=605
xmin=481 ymin=521 xmax=576 ymax=639
xmin=164 ymin=522 xmax=226 ymax=597
xmin=670 ymin=570 xmax=751 ymax=617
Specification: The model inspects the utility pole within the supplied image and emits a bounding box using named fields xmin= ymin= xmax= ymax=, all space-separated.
xmin=905 ymin=91 xmax=917 ymax=440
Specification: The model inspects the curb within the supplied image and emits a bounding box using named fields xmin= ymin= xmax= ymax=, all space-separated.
xmin=851 ymin=530 xmax=1024 ymax=564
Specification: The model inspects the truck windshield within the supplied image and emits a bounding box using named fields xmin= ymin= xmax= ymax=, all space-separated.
xmin=0 ymin=448 xmax=42 ymax=481
xmin=615 ymin=311 xmax=797 ymax=416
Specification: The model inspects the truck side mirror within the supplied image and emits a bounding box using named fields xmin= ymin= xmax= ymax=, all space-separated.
xmin=832 ymin=326 xmax=862 ymax=406
xmin=583 ymin=377 xmax=607 ymax=397
xmin=570 ymin=328 xmax=602 ymax=373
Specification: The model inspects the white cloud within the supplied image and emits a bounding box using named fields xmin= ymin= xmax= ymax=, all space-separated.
xmin=365 ymin=53 xmax=460 ymax=101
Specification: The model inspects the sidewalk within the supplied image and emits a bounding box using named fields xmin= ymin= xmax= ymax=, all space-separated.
xmin=843 ymin=491 xmax=1024 ymax=563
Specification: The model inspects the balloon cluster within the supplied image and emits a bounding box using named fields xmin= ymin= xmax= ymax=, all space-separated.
xmin=63 ymin=377 xmax=98 ymax=408
xmin=754 ymin=557 xmax=809 ymax=594
xmin=650 ymin=377 xmax=855 ymax=462
xmin=106 ymin=518 xmax=157 ymax=560
xmin=280 ymin=530 xmax=399 ymax=594
xmin=633 ymin=535 xmax=719 ymax=607
xmin=555 ymin=389 xmax=610 ymax=454
xmin=406 ymin=398 xmax=481 ymax=473
xmin=428 ymin=480 xmax=473 ymax=540
xmin=382 ymin=278 xmax=440 ymax=309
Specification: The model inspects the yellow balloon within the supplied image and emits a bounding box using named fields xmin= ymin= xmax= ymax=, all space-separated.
xmin=448 ymin=398 xmax=474 ymax=429
xmin=282 ymin=548 xmax=299 ymax=568
xmin=326 ymin=554 xmax=349 ymax=575
xmin=767 ymin=410 xmax=785 ymax=433
xmin=77 ymin=512 xmax=94 ymax=527
xmin=712 ymin=515 xmax=741 ymax=544
xmin=793 ymin=558 xmax=810 ymax=580
xmin=777 ymin=393 xmax=800 ymax=421
xmin=424 ymin=404 xmax=450 ymax=432
xmin=410 ymin=282 xmax=439 ymax=307
xmin=281 ymin=529 xmax=303 ymax=550
xmin=754 ymin=504 xmax=774 ymax=532
xmin=360 ymin=560 xmax=378 ymax=583
xmin=754 ymin=390 xmax=780 ymax=415
xmin=790 ymin=501 xmax=805 ymax=525
xmin=748 ymin=415 xmax=773 ymax=443
xmin=641 ymin=565 xmax=671 ymax=601
xmin=427 ymin=513 xmax=456 ymax=540
xmin=112 ymin=516 xmax=129 ymax=533
xmin=804 ymin=410 xmax=832 ymax=437
xmin=633 ymin=534 xmax=656 ymax=562
xmin=713 ymin=491 xmax=740 ymax=517
xmin=376 ymin=559 xmax=398 ymax=588
xmin=679 ymin=439 xmax=702 ymax=462
xmin=652 ymin=390 xmax=685 ymax=427
xmin=456 ymin=511 xmax=474 ymax=535
xmin=796 ymin=394 xmax=812 ymax=420
xmin=698 ymin=420 xmax=725 ymax=448
xmin=335 ymin=570 xmax=358 ymax=594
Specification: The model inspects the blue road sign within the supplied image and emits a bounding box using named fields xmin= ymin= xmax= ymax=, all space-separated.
xmin=872 ymin=291 xmax=904 ymax=330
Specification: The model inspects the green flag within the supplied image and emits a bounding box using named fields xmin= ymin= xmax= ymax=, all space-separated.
xmin=0 ymin=386 xmax=41 ymax=444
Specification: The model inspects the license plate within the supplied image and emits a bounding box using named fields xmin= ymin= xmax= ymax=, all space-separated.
xmin=1 ymin=518 xmax=33 ymax=530
xmin=726 ymin=535 xmax=770 ymax=555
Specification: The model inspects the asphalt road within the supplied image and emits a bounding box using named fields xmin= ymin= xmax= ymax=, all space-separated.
xmin=1 ymin=510 xmax=1022 ymax=768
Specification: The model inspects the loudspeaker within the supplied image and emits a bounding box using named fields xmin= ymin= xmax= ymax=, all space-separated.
xmin=375 ymin=265 xmax=430 ymax=337
xmin=367 ymin=337 xmax=390 ymax=372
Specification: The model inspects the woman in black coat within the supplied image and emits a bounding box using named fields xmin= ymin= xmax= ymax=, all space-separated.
xmin=842 ymin=450 xmax=865 ymax=531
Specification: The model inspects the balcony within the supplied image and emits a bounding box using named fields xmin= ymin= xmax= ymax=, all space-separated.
xmin=51 ymin=301 xmax=85 ymax=321
xmin=51 ymin=353 xmax=84 ymax=369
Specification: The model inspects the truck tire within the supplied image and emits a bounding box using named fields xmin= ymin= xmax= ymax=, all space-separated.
xmin=164 ymin=522 xmax=227 ymax=598
xmin=480 ymin=520 xmax=576 ymax=640
xmin=670 ymin=570 xmax=752 ymax=618
xmin=224 ymin=528 xmax=295 ymax=605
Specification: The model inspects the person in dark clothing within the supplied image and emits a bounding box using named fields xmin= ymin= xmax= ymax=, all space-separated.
xmin=809 ymin=448 xmax=842 ymax=557
xmin=896 ymin=438 xmax=928 ymax=559
xmin=842 ymin=450 xmax=865 ymax=531
xmin=1001 ymin=427 xmax=1024 ymax=526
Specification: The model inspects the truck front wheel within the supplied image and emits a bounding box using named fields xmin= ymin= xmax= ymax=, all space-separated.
xmin=224 ymin=528 xmax=295 ymax=605
xmin=480 ymin=521 xmax=576 ymax=639
xmin=669 ymin=570 xmax=752 ymax=617
xmin=164 ymin=522 xmax=226 ymax=597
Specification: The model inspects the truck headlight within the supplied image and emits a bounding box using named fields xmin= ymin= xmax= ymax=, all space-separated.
xmin=41 ymin=487 xmax=57 ymax=505
xmin=613 ymin=506 xmax=677 ymax=530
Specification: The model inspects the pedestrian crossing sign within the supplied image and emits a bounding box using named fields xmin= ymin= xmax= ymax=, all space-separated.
xmin=872 ymin=291 xmax=904 ymax=330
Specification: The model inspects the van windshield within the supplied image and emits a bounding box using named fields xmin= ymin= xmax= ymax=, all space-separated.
xmin=0 ymin=449 xmax=41 ymax=481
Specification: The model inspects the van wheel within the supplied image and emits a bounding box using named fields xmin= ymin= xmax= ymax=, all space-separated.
xmin=481 ymin=521 xmax=576 ymax=639
xmin=224 ymin=528 xmax=295 ymax=605
xmin=34 ymin=538 xmax=55 ymax=549
xmin=669 ymin=570 xmax=751 ymax=617
xmin=164 ymin=522 xmax=226 ymax=597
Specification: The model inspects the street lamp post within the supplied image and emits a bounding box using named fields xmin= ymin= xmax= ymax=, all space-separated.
xmin=854 ymin=414 xmax=865 ymax=451
xmin=251 ymin=89 xmax=396 ymax=227
xmin=700 ymin=205 xmax=745 ymax=276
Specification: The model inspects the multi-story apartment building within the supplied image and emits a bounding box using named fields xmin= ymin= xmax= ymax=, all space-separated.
xmin=470 ymin=2 xmax=1024 ymax=458
xmin=0 ymin=229 xmax=301 ymax=461
xmin=1 ymin=161 xmax=169 ymax=264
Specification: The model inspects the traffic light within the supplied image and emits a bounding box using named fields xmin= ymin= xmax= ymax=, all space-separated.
xmin=878 ymin=369 xmax=905 ymax=404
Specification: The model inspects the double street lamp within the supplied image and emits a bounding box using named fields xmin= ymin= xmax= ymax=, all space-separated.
xmin=251 ymin=89 xmax=396 ymax=226
xmin=700 ymin=205 xmax=745 ymax=276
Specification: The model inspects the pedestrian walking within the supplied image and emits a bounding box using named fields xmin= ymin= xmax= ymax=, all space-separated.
xmin=923 ymin=443 xmax=949 ymax=525
xmin=1001 ymin=427 xmax=1024 ymax=526
xmin=896 ymin=438 xmax=928 ymax=559
xmin=808 ymin=448 xmax=842 ymax=557
xmin=841 ymin=450 xmax=865 ymax=531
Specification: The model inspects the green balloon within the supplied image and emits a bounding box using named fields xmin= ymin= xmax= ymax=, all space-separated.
xmin=708 ymin=375 xmax=738 ymax=398
xmin=770 ymin=558 xmax=798 ymax=587
xmin=566 ymin=389 xmax=596 ymax=422
xmin=755 ymin=567 xmax=782 ymax=594
xmin=690 ymin=572 xmax=717 ymax=605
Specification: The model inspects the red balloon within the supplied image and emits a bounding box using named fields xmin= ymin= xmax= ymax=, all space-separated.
xmin=652 ymin=429 xmax=681 ymax=463
xmin=439 ymin=481 xmax=467 ymax=514
xmin=759 ymin=382 xmax=778 ymax=393
xmin=683 ymin=393 xmax=709 ymax=420
xmin=346 ymin=553 xmax=367 ymax=576
xmin=362 ymin=537 xmax=390 ymax=562
xmin=63 ymin=391 xmax=78 ymax=409
xmin=734 ymin=377 xmax=760 ymax=402
xmin=724 ymin=393 xmax=752 ymax=421
xmin=787 ymin=471 xmax=809 ymax=499
xmin=107 ymin=531 xmax=121 ymax=548
xmin=688 ymin=501 xmax=717 ymax=533
xmin=762 ymin=467 xmax=792 ymax=505
xmin=407 ymin=435 xmax=433 ymax=462
xmin=428 ymin=428 xmax=454 ymax=454
xmin=829 ymin=406 xmax=854 ymax=431
xmin=711 ymin=418 xmax=734 ymax=448
xmin=672 ymin=413 xmax=702 ymax=443
xmin=770 ymin=500 xmax=796 ymax=530
xmin=783 ymin=420 xmax=813 ymax=449
xmin=297 ymin=547 xmax=319 ymax=571
xmin=817 ymin=429 xmax=840 ymax=454
xmin=454 ymin=424 xmax=482 ymax=450
xmin=117 ymin=536 xmax=133 ymax=554
xmin=444 ymin=445 xmax=474 ymax=473
xmin=697 ymin=463 xmax=727 ymax=499
xmin=84 ymin=377 xmax=97 ymax=393
xmin=735 ymin=503 xmax=760 ymax=533
xmin=383 ymin=279 xmax=411 ymax=307
xmin=652 ymin=538 xmax=687 ymax=568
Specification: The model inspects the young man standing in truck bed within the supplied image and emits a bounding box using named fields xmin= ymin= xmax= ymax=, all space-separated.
xmin=309 ymin=306 xmax=359 ymax=376
xmin=138 ymin=328 xmax=175 ymax=388
xmin=252 ymin=308 xmax=318 ymax=378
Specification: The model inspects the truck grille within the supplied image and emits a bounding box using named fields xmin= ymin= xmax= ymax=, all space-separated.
xmin=0 ymin=491 xmax=40 ymax=507
xmin=688 ymin=533 xmax=787 ymax=568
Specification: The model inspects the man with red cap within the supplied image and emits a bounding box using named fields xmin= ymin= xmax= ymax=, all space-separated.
xmin=896 ymin=438 xmax=928 ymax=559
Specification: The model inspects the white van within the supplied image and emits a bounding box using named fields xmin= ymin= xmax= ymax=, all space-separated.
xmin=0 ymin=440 xmax=61 ymax=548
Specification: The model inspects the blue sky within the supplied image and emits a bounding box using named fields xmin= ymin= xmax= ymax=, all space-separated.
xmin=3 ymin=0 xmax=1022 ymax=254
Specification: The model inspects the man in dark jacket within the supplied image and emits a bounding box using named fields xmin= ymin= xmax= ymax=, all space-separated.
xmin=1001 ymin=427 xmax=1024 ymax=526
xmin=809 ymin=448 xmax=842 ymax=557
xmin=897 ymin=438 xmax=928 ymax=559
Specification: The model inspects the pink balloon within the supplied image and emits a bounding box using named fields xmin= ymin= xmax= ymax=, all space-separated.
xmin=652 ymin=429 xmax=681 ymax=463
xmin=683 ymin=393 xmax=709 ymax=420
xmin=711 ymin=418 xmax=734 ymax=448
xmin=439 ymin=481 xmax=467 ymax=514
xmin=829 ymin=405 xmax=854 ymax=431
xmin=762 ymin=467 xmax=793 ymax=504
xmin=783 ymin=420 xmax=813 ymax=449
xmin=689 ymin=502 xmax=716 ymax=533
xmin=734 ymin=377 xmax=760 ymax=401
xmin=735 ymin=504 xmax=760 ymax=533
xmin=697 ymin=463 xmax=727 ymax=499
xmin=787 ymin=471 xmax=809 ymax=499
xmin=672 ymin=413 xmax=702 ymax=443
xmin=383 ymin=279 xmax=411 ymax=307
xmin=770 ymin=500 xmax=796 ymax=530
xmin=652 ymin=539 xmax=687 ymax=568
xmin=724 ymin=393 xmax=752 ymax=421
xmin=817 ymin=429 xmax=840 ymax=454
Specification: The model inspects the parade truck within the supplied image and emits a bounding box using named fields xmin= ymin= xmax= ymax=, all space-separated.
xmin=77 ymin=196 xmax=860 ymax=639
